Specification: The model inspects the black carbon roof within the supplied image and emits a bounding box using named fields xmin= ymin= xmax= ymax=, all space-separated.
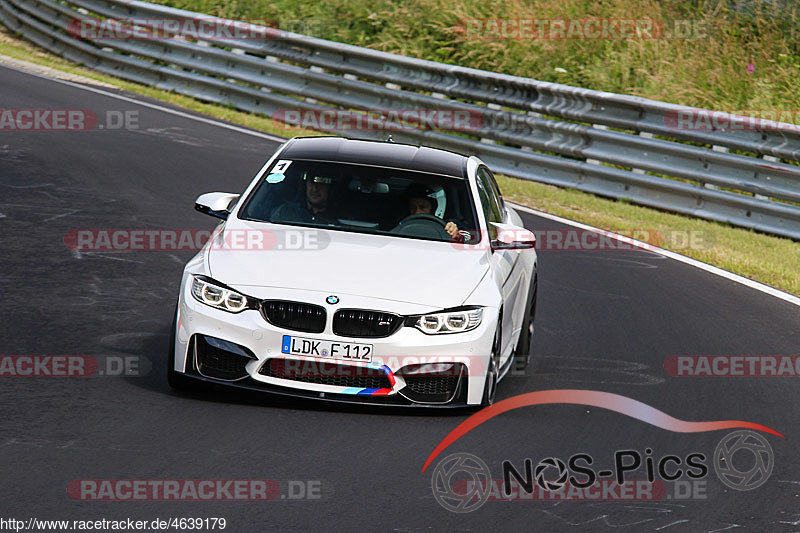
xmin=278 ymin=137 xmax=468 ymax=178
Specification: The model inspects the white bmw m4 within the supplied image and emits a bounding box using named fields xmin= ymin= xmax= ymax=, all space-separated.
xmin=169 ymin=136 xmax=538 ymax=407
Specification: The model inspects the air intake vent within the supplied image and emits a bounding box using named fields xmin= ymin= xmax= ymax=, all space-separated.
xmin=259 ymin=359 xmax=392 ymax=390
xmin=193 ymin=334 xmax=254 ymax=381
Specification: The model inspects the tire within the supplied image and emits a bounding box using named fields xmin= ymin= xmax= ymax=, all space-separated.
xmin=480 ymin=326 xmax=501 ymax=407
xmin=513 ymin=274 xmax=537 ymax=373
xmin=167 ymin=302 xmax=195 ymax=390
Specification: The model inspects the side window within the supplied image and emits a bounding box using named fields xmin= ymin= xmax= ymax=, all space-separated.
xmin=476 ymin=167 xmax=503 ymax=224
xmin=476 ymin=167 xmax=504 ymax=241
xmin=484 ymin=168 xmax=506 ymax=218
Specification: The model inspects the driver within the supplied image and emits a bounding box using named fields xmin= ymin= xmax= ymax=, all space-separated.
xmin=270 ymin=173 xmax=334 ymax=224
xmin=404 ymin=183 xmax=460 ymax=239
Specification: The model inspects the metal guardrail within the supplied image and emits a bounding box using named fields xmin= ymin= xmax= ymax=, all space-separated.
xmin=3 ymin=0 xmax=800 ymax=239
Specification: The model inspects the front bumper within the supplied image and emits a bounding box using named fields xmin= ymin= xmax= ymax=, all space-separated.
xmin=173 ymin=278 xmax=496 ymax=406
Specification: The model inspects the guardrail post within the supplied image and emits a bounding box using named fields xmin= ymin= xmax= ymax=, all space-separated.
xmin=756 ymin=155 xmax=779 ymax=200
xmin=704 ymin=145 xmax=729 ymax=190
xmin=632 ymin=131 xmax=654 ymax=175
xmin=586 ymin=124 xmax=607 ymax=166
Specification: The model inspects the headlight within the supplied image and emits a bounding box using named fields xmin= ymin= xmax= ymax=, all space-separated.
xmin=414 ymin=308 xmax=482 ymax=334
xmin=191 ymin=276 xmax=249 ymax=313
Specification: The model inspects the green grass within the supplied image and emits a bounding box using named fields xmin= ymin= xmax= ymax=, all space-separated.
xmin=1 ymin=20 xmax=798 ymax=296
xmin=496 ymin=175 xmax=800 ymax=296
xmin=151 ymin=0 xmax=800 ymax=113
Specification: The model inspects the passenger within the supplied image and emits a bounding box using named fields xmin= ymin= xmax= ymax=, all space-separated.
xmin=271 ymin=174 xmax=335 ymax=224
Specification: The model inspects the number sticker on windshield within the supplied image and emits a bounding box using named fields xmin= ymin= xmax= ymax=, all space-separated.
xmin=271 ymin=160 xmax=293 ymax=174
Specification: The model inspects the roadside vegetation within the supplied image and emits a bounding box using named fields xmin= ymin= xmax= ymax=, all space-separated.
xmin=154 ymin=0 xmax=800 ymax=113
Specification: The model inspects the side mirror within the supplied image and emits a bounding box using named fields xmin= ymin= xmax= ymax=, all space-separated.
xmin=490 ymin=222 xmax=536 ymax=250
xmin=194 ymin=192 xmax=240 ymax=220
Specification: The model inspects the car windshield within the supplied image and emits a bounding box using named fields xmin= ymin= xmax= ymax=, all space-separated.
xmin=239 ymin=159 xmax=480 ymax=244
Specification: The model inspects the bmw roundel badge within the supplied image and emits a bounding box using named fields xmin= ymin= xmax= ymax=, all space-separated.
xmin=326 ymin=295 xmax=339 ymax=305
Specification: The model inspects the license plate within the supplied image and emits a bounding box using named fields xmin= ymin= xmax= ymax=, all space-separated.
xmin=280 ymin=335 xmax=373 ymax=362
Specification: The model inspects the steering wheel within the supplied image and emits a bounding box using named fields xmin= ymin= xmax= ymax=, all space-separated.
xmin=392 ymin=214 xmax=450 ymax=240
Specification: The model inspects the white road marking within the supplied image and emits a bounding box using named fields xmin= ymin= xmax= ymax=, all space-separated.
xmin=511 ymin=202 xmax=800 ymax=308
xmin=0 ymin=61 xmax=286 ymax=143
xmin=80 ymin=251 xmax=143 ymax=263
xmin=654 ymin=520 xmax=689 ymax=531
xmin=706 ymin=525 xmax=741 ymax=532
xmin=41 ymin=208 xmax=80 ymax=222
xmin=0 ymin=54 xmax=117 ymax=87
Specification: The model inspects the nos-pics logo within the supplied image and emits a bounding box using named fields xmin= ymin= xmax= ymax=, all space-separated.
xmin=430 ymin=430 xmax=774 ymax=513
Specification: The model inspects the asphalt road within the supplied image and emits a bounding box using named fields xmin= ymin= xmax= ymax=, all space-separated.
xmin=2 ymin=63 xmax=800 ymax=532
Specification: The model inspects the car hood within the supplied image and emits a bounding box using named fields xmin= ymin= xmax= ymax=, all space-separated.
xmin=206 ymin=219 xmax=489 ymax=309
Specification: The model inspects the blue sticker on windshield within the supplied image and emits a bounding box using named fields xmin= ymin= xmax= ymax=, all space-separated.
xmin=266 ymin=173 xmax=286 ymax=183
